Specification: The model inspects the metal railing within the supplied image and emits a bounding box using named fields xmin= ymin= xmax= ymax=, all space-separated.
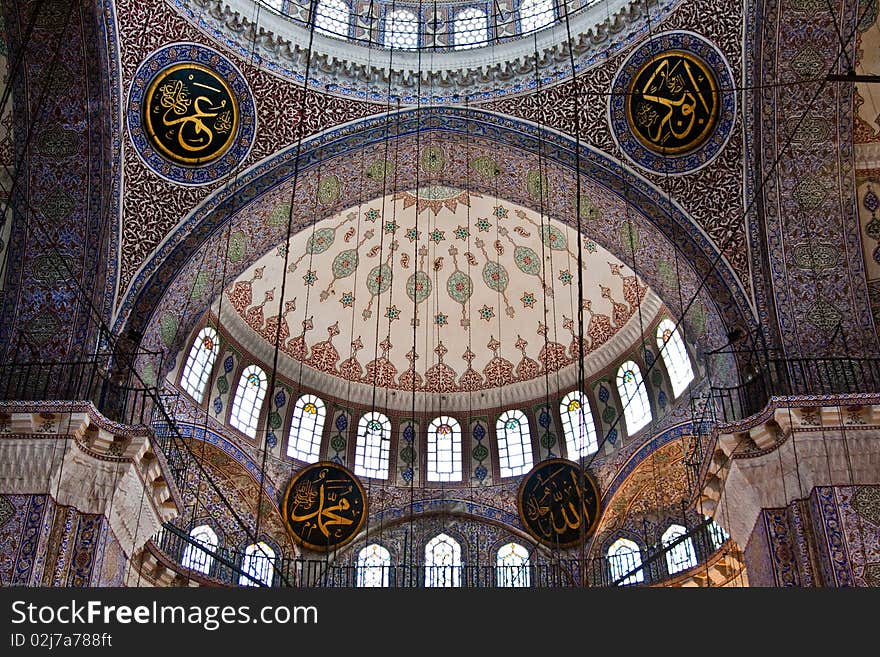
xmin=709 ymin=356 xmax=880 ymax=424
xmin=0 ymin=356 xmax=162 ymax=426
xmin=150 ymin=518 xmax=730 ymax=588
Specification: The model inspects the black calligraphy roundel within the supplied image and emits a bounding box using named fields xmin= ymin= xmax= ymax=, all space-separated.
xmin=625 ymin=50 xmax=720 ymax=155
xmin=143 ymin=62 xmax=239 ymax=166
xmin=282 ymin=462 xmax=367 ymax=552
xmin=517 ymin=459 xmax=601 ymax=548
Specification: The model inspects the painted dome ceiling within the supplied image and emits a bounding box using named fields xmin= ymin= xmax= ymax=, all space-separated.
xmin=215 ymin=187 xmax=663 ymax=410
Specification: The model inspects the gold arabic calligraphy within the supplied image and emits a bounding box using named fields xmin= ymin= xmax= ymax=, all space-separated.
xmin=283 ymin=463 xmax=366 ymax=551
xmin=518 ymin=460 xmax=600 ymax=548
xmin=144 ymin=63 xmax=238 ymax=165
xmin=627 ymin=51 xmax=718 ymax=155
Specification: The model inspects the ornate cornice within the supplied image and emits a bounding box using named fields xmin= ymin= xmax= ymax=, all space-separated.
xmin=171 ymin=0 xmax=677 ymax=103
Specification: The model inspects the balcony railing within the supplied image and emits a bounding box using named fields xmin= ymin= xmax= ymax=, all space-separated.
xmin=150 ymin=518 xmax=730 ymax=588
xmin=709 ymin=356 xmax=880 ymax=424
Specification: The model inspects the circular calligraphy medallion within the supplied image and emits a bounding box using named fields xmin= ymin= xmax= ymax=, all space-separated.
xmin=127 ymin=43 xmax=256 ymax=185
xmin=517 ymin=458 xmax=601 ymax=548
xmin=282 ymin=462 xmax=367 ymax=552
xmin=609 ymin=32 xmax=735 ymax=175
xmin=626 ymin=51 xmax=718 ymax=155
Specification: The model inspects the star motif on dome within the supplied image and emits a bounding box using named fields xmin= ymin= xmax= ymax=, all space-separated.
xmin=405 ymin=227 xmax=420 ymax=242
xmin=435 ymin=312 xmax=448 ymax=326
xmin=384 ymin=219 xmax=398 ymax=234
xmin=454 ymin=225 xmax=469 ymax=240
xmin=478 ymin=305 xmax=495 ymax=321
xmin=340 ymin=292 xmax=354 ymax=308
xmin=476 ymin=218 xmax=492 ymax=232
xmin=493 ymin=205 xmax=508 ymax=219
xmin=365 ymin=208 xmax=380 ymax=222
xmin=584 ymin=238 xmax=598 ymax=253
xmin=521 ymin=292 xmax=537 ymax=308
xmin=559 ymin=269 xmax=573 ymax=285
xmin=303 ymin=270 xmax=317 ymax=286
xmin=429 ymin=228 xmax=445 ymax=244
xmin=276 ymin=244 xmax=287 ymax=257
xmin=385 ymin=305 xmax=401 ymax=322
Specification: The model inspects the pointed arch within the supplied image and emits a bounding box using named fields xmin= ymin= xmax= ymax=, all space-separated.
xmin=560 ymin=390 xmax=598 ymax=458
xmin=616 ymin=361 xmax=652 ymax=434
xmin=607 ymin=537 xmax=644 ymax=585
xmin=355 ymin=411 xmax=391 ymax=479
xmin=496 ymin=409 xmax=533 ymax=477
xmin=496 ymin=542 xmax=530 ymax=587
xmin=425 ymin=533 xmax=462 ymax=587
xmin=181 ymin=525 xmax=218 ymax=576
xmin=180 ymin=326 xmax=220 ymax=403
xmin=230 ymin=365 xmax=268 ymax=438
xmin=287 ymin=394 xmax=327 ymax=463
xmin=662 ymin=524 xmax=697 ymax=575
xmin=427 ymin=415 xmax=462 ymax=482
xmin=239 ymin=541 xmax=276 ymax=586
xmin=356 ymin=543 xmax=391 ymax=587
xmin=656 ymin=318 xmax=694 ymax=398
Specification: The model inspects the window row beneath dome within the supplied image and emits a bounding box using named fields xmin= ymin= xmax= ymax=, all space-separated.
xmin=178 ymin=319 xmax=694 ymax=481
xmin=260 ymin=0 xmax=585 ymax=50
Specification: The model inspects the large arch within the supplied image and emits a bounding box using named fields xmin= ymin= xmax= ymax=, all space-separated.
xmin=113 ymin=107 xmax=756 ymax=386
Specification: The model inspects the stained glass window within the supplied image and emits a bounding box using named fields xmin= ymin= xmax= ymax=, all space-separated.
xmin=454 ymin=7 xmax=488 ymax=49
xmin=519 ymin=0 xmax=555 ymax=34
xmin=355 ymin=411 xmax=391 ymax=479
xmin=287 ymin=394 xmax=327 ymax=463
xmin=356 ymin=543 xmax=391 ymax=587
xmin=384 ymin=9 xmax=419 ymax=49
xmin=239 ymin=541 xmax=275 ymax=586
xmin=496 ymin=409 xmax=533 ymax=477
xmin=560 ymin=390 xmax=599 ymax=459
xmin=706 ymin=516 xmax=730 ymax=550
xmin=663 ymin=524 xmax=697 ymax=575
xmin=656 ymin=318 xmax=695 ymax=398
xmin=181 ymin=525 xmax=218 ymax=576
xmin=496 ymin=542 xmax=530 ymax=587
xmin=616 ymin=361 xmax=652 ymax=435
xmin=230 ymin=365 xmax=268 ymax=439
xmin=315 ymin=0 xmax=350 ymax=37
xmin=427 ymin=415 xmax=462 ymax=482
xmin=425 ymin=533 xmax=461 ymax=587
xmin=181 ymin=326 xmax=220 ymax=404
xmin=608 ymin=537 xmax=644 ymax=585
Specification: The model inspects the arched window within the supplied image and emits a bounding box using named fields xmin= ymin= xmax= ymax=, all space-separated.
xmin=314 ymin=0 xmax=350 ymax=37
xmin=230 ymin=365 xmax=268 ymax=439
xmin=239 ymin=542 xmax=275 ymax=587
xmin=519 ymin=0 xmax=555 ymax=34
xmin=384 ymin=9 xmax=419 ymax=50
xmin=356 ymin=543 xmax=391 ymax=587
xmin=181 ymin=525 xmax=218 ymax=576
xmin=663 ymin=524 xmax=697 ymax=575
xmin=560 ymin=391 xmax=599 ymax=459
xmin=607 ymin=537 xmax=644 ymax=586
xmin=427 ymin=415 xmax=462 ymax=482
xmin=354 ymin=411 xmax=391 ymax=479
xmin=706 ymin=516 xmax=730 ymax=550
xmin=180 ymin=326 xmax=220 ymax=403
xmin=616 ymin=361 xmax=652 ymax=435
xmin=425 ymin=533 xmax=461 ymax=587
xmin=496 ymin=542 xmax=530 ymax=587
xmin=287 ymin=394 xmax=327 ymax=463
xmin=656 ymin=319 xmax=694 ymax=398
xmin=454 ymin=7 xmax=488 ymax=49
xmin=496 ymin=409 xmax=533 ymax=477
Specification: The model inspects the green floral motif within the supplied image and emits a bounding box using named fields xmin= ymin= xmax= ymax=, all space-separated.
xmin=447 ymin=271 xmax=473 ymax=303
xmin=30 ymin=254 xmax=70 ymax=285
xmin=330 ymin=435 xmax=346 ymax=453
xmin=365 ymin=158 xmax=394 ymax=181
xmin=420 ymin=145 xmax=446 ymax=173
xmin=471 ymin=155 xmax=502 ymax=179
xmin=602 ymin=405 xmax=617 ymax=424
xmin=540 ymin=225 xmax=567 ymax=250
xmin=540 ymin=432 xmax=557 ymax=449
xmin=407 ymin=271 xmax=432 ymax=304
xmin=651 ymin=369 xmax=663 ymax=387
xmin=306 ymin=228 xmax=335 ymax=254
xmin=526 ymin=170 xmax=549 ymax=200
xmin=317 ymin=175 xmax=341 ymax=205
xmin=400 ymin=446 xmax=416 ymax=464
xmin=482 ymin=261 xmax=509 ymax=292
xmin=228 ymin=232 xmax=246 ymax=262
xmin=190 ymin=271 xmax=208 ymax=299
xmin=690 ymin=302 xmax=707 ymax=336
xmin=657 ymin=260 xmax=676 ymax=289
xmin=159 ymin=314 xmax=178 ymax=347
xmin=25 ymin=313 xmax=58 ymax=346
xmin=140 ymin=362 xmax=157 ymax=387
xmin=620 ymin=223 xmax=639 ymax=253
xmin=792 ymin=177 xmax=827 ymax=211
xmin=268 ymin=411 xmax=283 ymax=430
xmin=367 ymin=264 xmax=393 ymax=296
xmin=267 ymin=202 xmax=291 ymax=227
xmin=217 ymin=375 xmax=229 ymax=395
xmin=472 ymin=444 xmax=489 ymax=461
xmin=514 ymin=246 xmax=541 ymax=275
xmin=332 ymin=249 xmax=359 ymax=279
xmin=38 ymin=189 xmax=74 ymax=225
xmin=577 ymin=195 xmax=602 ymax=221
